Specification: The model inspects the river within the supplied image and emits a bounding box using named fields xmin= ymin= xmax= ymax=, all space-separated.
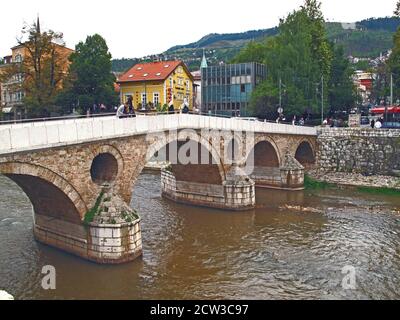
xmin=0 ymin=172 xmax=399 ymax=300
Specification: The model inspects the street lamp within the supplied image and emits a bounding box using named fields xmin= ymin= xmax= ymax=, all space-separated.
xmin=315 ymin=75 xmax=324 ymax=125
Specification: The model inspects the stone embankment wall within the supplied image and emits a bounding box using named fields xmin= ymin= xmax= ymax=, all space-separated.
xmin=317 ymin=128 xmax=400 ymax=176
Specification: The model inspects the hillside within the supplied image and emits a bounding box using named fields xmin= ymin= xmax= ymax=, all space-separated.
xmin=112 ymin=17 xmax=400 ymax=73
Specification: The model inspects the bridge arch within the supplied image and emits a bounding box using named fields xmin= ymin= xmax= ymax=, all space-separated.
xmin=0 ymin=162 xmax=86 ymax=222
xmin=295 ymin=140 xmax=316 ymax=167
xmin=145 ymin=129 xmax=226 ymax=182
xmin=245 ymin=136 xmax=281 ymax=168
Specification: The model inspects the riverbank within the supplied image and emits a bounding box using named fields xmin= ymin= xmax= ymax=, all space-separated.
xmin=307 ymin=169 xmax=400 ymax=191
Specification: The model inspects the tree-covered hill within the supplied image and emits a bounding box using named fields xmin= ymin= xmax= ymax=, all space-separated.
xmin=112 ymin=17 xmax=400 ymax=73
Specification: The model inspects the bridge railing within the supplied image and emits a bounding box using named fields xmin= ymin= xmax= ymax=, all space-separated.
xmin=0 ymin=112 xmax=116 ymax=126
xmin=0 ymin=113 xmax=317 ymax=154
xmin=0 ymin=110 xmax=315 ymax=128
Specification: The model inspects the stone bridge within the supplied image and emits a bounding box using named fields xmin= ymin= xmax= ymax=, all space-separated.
xmin=0 ymin=114 xmax=316 ymax=264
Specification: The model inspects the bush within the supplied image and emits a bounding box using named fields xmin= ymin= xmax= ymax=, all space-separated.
xmin=304 ymin=175 xmax=335 ymax=190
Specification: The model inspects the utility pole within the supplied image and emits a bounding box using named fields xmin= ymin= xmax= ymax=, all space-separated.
xmin=388 ymin=73 xmax=393 ymax=122
xmin=391 ymin=73 xmax=393 ymax=106
xmin=321 ymin=75 xmax=324 ymax=125
xmin=279 ymin=78 xmax=282 ymax=109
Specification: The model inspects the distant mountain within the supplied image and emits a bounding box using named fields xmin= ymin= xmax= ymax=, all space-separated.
xmin=167 ymin=28 xmax=279 ymax=52
xmin=112 ymin=17 xmax=400 ymax=73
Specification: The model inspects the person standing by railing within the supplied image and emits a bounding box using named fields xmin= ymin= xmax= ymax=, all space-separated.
xmin=182 ymin=105 xmax=189 ymax=114
xmin=168 ymin=103 xmax=175 ymax=114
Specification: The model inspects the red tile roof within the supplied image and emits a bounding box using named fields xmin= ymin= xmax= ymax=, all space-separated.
xmin=118 ymin=60 xmax=192 ymax=83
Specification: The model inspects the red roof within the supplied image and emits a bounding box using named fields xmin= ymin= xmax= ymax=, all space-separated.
xmin=118 ymin=60 xmax=192 ymax=83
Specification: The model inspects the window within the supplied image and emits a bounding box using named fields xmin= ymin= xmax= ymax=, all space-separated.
xmin=169 ymin=77 xmax=173 ymax=88
xmin=141 ymin=93 xmax=147 ymax=106
xmin=153 ymin=92 xmax=159 ymax=105
xmin=241 ymin=84 xmax=246 ymax=93
xmin=186 ymin=81 xmax=190 ymax=90
xmin=14 ymin=54 xmax=22 ymax=63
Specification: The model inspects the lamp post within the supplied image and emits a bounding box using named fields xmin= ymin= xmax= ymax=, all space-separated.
xmin=321 ymin=75 xmax=324 ymax=125
xmin=385 ymin=73 xmax=393 ymax=123
xmin=279 ymin=77 xmax=286 ymax=110
xmin=316 ymin=75 xmax=325 ymax=125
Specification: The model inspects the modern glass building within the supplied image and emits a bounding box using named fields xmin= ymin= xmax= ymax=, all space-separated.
xmin=201 ymin=62 xmax=267 ymax=117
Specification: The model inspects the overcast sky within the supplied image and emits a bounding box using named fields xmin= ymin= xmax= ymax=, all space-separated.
xmin=0 ymin=0 xmax=397 ymax=59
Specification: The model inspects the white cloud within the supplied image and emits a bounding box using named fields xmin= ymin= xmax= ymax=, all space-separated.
xmin=0 ymin=0 xmax=396 ymax=59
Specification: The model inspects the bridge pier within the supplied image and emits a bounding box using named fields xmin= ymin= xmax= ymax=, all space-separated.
xmin=250 ymin=153 xmax=305 ymax=190
xmin=34 ymin=187 xmax=143 ymax=264
xmin=161 ymin=165 xmax=256 ymax=211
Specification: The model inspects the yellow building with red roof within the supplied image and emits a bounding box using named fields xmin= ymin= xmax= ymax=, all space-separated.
xmin=117 ymin=60 xmax=194 ymax=110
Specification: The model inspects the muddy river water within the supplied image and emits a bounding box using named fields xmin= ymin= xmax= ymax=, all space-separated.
xmin=0 ymin=172 xmax=399 ymax=299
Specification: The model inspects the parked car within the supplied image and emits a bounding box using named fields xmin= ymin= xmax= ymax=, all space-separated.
xmin=360 ymin=116 xmax=370 ymax=125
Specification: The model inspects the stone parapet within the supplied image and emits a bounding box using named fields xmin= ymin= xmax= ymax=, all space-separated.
xmin=317 ymin=128 xmax=400 ymax=138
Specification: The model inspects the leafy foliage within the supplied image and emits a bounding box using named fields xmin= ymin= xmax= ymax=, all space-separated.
xmin=84 ymin=191 xmax=104 ymax=225
xmin=388 ymin=26 xmax=400 ymax=100
xmin=112 ymin=58 xmax=140 ymax=73
xmin=357 ymin=17 xmax=400 ymax=32
xmin=328 ymin=45 xmax=356 ymax=114
xmin=235 ymin=0 xmax=336 ymax=118
xmin=58 ymin=34 xmax=118 ymax=113
xmin=0 ymin=20 xmax=70 ymax=117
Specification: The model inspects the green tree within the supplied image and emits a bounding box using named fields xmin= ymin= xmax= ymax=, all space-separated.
xmin=241 ymin=0 xmax=332 ymax=118
xmin=0 ymin=19 xmax=70 ymax=117
xmin=372 ymin=61 xmax=390 ymax=105
xmin=395 ymin=0 xmax=400 ymax=17
xmin=388 ymin=25 xmax=400 ymax=101
xmin=231 ymin=41 xmax=268 ymax=64
xmin=328 ymin=45 xmax=356 ymax=114
xmin=58 ymin=34 xmax=118 ymax=112
xmin=386 ymin=1 xmax=400 ymax=103
xmin=248 ymin=80 xmax=279 ymax=118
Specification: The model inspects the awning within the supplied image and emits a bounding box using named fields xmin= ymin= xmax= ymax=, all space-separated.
xmin=1 ymin=107 xmax=14 ymax=113
xmin=371 ymin=106 xmax=400 ymax=114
